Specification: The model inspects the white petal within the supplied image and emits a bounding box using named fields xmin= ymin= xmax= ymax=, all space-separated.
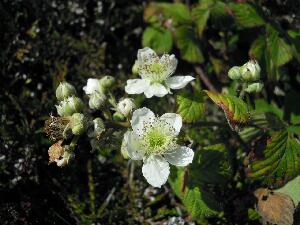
xmin=159 ymin=54 xmax=178 ymax=77
xmin=127 ymin=132 xmax=145 ymax=160
xmin=131 ymin=107 xmax=155 ymax=135
xmin=165 ymin=76 xmax=195 ymax=90
xmin=142 ymin=155 xmax=170 ymax=188
xmin=165 ymin=146 xmax=194 ymax=166
xmin=144 ymin=83 xmax=168 ymax=98
xmin=83 ymin=78 xmax=101 ymax=95
xmin=160 ymin=113 xmax=182 ymax=135
xmin=137 ymin=47 xmax=159 ymax=65
xmin=125 ymin=79 xmax=150 ymax=94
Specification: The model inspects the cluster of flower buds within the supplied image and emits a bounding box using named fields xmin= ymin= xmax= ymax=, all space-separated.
xmin=45 ymin=81 xmax=89 ymax=167
xmin=83 ymin=76 xmax=115 ymax=110
xmin=228 ymin=60 xmax=263 ymax=93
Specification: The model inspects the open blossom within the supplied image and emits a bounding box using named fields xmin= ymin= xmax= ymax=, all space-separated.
xmin=123 ymin=107 xmax=194 ymax=187
xmin=125 ymin=47 xmax=195 ymax=98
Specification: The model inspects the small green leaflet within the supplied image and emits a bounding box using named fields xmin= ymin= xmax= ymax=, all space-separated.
xmin=276 ymin=175 xmax=300 ymax=205
xmin=176 ymin=90 xmax=205 ymax=123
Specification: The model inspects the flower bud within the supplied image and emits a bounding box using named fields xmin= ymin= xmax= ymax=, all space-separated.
xmin=113 ymin=111 xmax=125 ymax=121
xmin=121 ymin=131 xmax=129 ymax=159
xmin=239 ymin=60 xmax=261 ymax=81
xmin=89 ymin=92 xmax=107 ymax=110
xmin=228 ymin=66 xmax=241 ymax=80
xmin=70 ymin=113 xmax=87 ymax=135
xmin=56 ymin=96 xmax=84 ymax=116
xmin=132 ymin=60 xmax=139 ymax=75
xmin=99 ymin=76 xmax=115 ymax=90
xmin=93 ymin=118 xmax=105 ymax=139
xmin=117 ymin=98 xmax=136 ymax=117
xmin=56 ymin=82 xmax=76 ymax=101
xmin=245 ymin=82 xmax=263 ymax=93
xmin=56 ymin=151 xmax=74 ymax=167
xmin=83 ymin=78 xmax=104 ymax=95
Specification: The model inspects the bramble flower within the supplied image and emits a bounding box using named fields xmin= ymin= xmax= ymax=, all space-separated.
xmin=83 ymin=78 xmax=104 ymax=95
xmin=123 ymin=107 xmax=194 ymax=187
xmin=125 ymin=47 xmax=194 ymax=98
xmin=48 ymin=140 xmax=74 ymax=167
xmin=240 ymin=60 xmax=261 ymax=81
xmin=117 ymin=98 xmax=136 ymax=117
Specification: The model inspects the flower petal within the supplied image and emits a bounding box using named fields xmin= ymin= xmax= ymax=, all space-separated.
xmin=144 ymin=83 xmax=168 ymax=98
xmin=142 ymin=155 xmax=170 ymax=188
xmin=125 ymin=79 xmax=150 ymax=94
xmin=137 ymin=47 xmax=159 ymax=65
xmin=165 ymin=76 xmax=195 ymax=90
xmin=160 ymin=113 xmax=182 ymax=135
xmin=165 ymin=146 xmax=194 ymax=166
xmin=131 ymin=107 xmax=155 ymax=135
xmin=83 ymin=78 xmax=101 ymax=95
xmin=159 ymin=54 xmax=178 ymax=77
xmin=126 ymin=131 xmax=145 ymax=160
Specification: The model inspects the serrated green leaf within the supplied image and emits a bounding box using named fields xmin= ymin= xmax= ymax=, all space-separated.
xmin=191 ymin=6 xmax=210 ymax=37
xmin=247 ymin=130 xmax=300 ymax=188
xmin=189 ymin=144 xmax=233 ymax=185
xmin=229 ymin=3 xmax=265 ymax=28
xmin=205 ymin=91 xmax=250 ymax=130
xmin=175 ymin=26 xmax=204 ymax=63
xmin=160 ymin=3 xmax=192 ymax=24
xmin=265 ymin=25 xmax=293 ymax=80
xmin=168 ymin=167 xmax=221 ymax=221
xmin=288 ymin=29 xmax=300 ymax=63
xmin=176 ymin=91 xmax=205 ymax=123
xmin=276 ymin=175 xmax=300 ymax=205
xmin=142 ymin=26 xmax=173 ymax=54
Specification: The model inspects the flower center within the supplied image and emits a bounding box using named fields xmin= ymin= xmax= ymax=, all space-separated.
xmin=139 ymin=63 xmax=168 ymax=84
xmin=140 ymin=118 xmax=177 ymax=156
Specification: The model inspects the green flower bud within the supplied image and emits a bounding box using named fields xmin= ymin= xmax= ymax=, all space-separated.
xmin=228 ymin=66 xmax=241 ymax=80
xmin=56 ymin=96 xmax=84 ymax=116
xmin=89 ymin=92 xmax=107 ymax=110
xmin=56 ymin=151 xmax=75 ymax=167
xmin=117 ymin=98 xmax=136 ymax=117
xmin=245 ymin=82 xmax=263 ymax=93
xmin=239 ymin=60 xmax=261 ymax=82
xmin=121 ymin=131 xmax=129 ymax=159
xmin=93 ymin=118 xmax=105 ymax=139
xmin=113 ymin=111 xmax=125 ymax=121
xmin=99 ymin=75 xmax=115 ymax=90
xmin=132 ymin=60 xmax=139 ymax=75
xmin=56 ymin=82 xmax=76 ymax=101
xmin=70 ymin=113 xmax=87 ymax=135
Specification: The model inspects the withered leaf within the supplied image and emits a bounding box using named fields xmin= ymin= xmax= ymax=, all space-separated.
xmin=255 ymin=188 xmax=295 ymax=225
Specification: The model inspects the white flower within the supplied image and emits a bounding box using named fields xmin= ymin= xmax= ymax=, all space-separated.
xmin=117 ymin=98 xmax=136 ymax=117
xmin=125 ymin=47 xmax=195 ymax=98
xmin=123 ymin=107 xmax=194 ymax=187
xmin=83 ymin=78 xmax=103 ymax=95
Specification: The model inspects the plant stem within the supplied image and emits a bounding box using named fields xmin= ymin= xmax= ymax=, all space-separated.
xmin=87 ymin=159 xmax=96 ymax=216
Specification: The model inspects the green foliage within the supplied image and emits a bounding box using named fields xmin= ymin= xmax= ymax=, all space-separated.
xmin=191 ymin=6 xmax=210 ymax=37
xmin=229 ymin=3 xmax=265 ymax=28
xmin=160 ymin=3 xmax=192 ymax=25
xmin=142 ymin=26 xmax=173 ymax=54
xmin=169 ymin=168 xmax=220 ymax=221
xmin=247 ymin=130 xmax=300 ymax=188
xmin=276 ymin=175 xmax=300 ymax=205
xmin=205 ymin=91 xmax=250 ymax=130
xmin=175 ymin=26 xmax=204 ymax=63
xmin=169 ymin=143 xmax=232 ymax=221
xmin=176 ymin=90 xmax=205 ymax=123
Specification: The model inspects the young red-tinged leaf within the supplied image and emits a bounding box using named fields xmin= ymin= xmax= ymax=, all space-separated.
xmin=205 ymin=91 xmax=250 ymax=131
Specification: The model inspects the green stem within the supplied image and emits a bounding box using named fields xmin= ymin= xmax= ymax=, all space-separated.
xmin=105 ymin=121 xmax=130 ymax=129
xmin=87 ymin=159 xmax=96 ymax=216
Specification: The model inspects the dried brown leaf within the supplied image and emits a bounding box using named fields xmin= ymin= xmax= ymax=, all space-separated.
xmin=255 ymin=188 xmax=295 ymax=225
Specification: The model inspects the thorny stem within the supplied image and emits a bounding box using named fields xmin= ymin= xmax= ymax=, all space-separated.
xmin=194 ymin=65 xmax=218 ymax=92
xmin=105 ymin=120 xmax=130 ymax=129
xmin=87 ymin=159 xmax=96 ymax=216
